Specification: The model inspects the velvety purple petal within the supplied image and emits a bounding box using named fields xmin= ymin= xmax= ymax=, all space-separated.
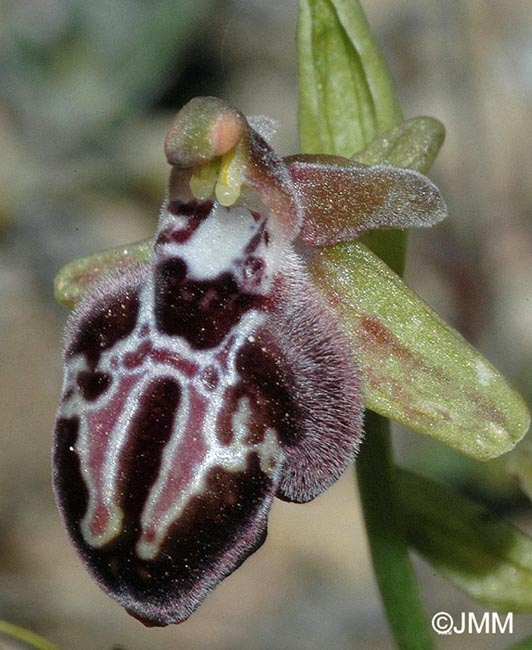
xmin=263 ymin=252 xmax=364 ymax=503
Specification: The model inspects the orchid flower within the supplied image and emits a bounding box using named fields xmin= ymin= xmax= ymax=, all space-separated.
xmin=52 ymin=97 xmax=446 ymax=626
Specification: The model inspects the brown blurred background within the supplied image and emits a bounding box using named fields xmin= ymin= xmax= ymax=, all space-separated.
xmin=1 ymin=0 xmax=532 ymax=648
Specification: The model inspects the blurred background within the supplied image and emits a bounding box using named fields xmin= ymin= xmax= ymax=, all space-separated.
xmin=1 ymin=0 xmax=532 ymax=648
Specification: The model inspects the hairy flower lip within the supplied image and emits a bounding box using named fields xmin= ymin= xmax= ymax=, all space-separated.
xmin=53 ymin=96 xmax=452 ymax=626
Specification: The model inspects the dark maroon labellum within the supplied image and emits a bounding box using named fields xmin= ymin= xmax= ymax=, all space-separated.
xmin=52 ymin=96 xmax=409 ymax=627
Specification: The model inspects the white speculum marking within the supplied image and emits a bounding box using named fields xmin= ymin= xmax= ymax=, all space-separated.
xmin=180 ymin=204 xmax=256 ymax=280
xmin=157 ymin=202 xmax=271 ymax=284
xmin=62 ymin=200 xmax=282 ymax=560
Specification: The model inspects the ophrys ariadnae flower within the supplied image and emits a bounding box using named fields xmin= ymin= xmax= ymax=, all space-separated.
xmin=53 ymin=97 xmax=446 ymax=626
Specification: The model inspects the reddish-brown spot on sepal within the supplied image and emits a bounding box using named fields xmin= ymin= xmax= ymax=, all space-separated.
xmin=264 ymin=251 xmax=364 ymax=503
xmin=287 ymin=157 xmax=446 ymax=246
xmin=356 ymin=314 xmax=510 ymax=433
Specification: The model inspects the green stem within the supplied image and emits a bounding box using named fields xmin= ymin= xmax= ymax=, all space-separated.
xmin=296 ymin=0 xmax=434 ymax=644
xmin=356 ymin=157 xmax=432 ymax=648
xmin=356 ymin=411 xmax=434 ymax=649
xmin=0 ymin=621 xmax=57 ymax=650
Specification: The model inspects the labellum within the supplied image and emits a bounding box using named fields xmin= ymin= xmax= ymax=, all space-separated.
xmin=53 ymin=97 xmax=446 ymax=626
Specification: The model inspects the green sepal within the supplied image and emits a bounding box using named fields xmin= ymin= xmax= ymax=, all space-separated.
xmin=398 ymin=468 xmax=532 ymax=612
xmin=54 ymin=238 xmax=152 ymax=309
xmin=309 ymin=242 xmax=530 ymax=459
xmin=298 ymin=0 xmax=402 ymax=157
xmin=354 ymin=116 xmax=446 ymax=173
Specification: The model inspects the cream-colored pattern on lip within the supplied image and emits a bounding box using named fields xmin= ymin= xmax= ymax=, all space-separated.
xmin=64 ymin=182 xmax=283 ymax=556
xmin=135 ymin=299 xmax=275 ymax=561
xmin=67 ymin=268 xmax=279 ymax=558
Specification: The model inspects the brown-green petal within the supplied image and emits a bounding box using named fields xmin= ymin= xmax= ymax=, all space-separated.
xmin=309 ymin=241 xmax=530 ymax=459
xmin=354 ymin=117 xmax=445 ymax=274
xmin=289 ymin=159 xmax=446 ymax=246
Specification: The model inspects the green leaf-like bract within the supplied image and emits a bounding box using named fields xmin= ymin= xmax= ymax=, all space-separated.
xmin=297 ymin=2 xmax=529 ymax=457
xmin=298 ymin=0 xmax=402 ymax=157
xmin=399 ymin=469 xmax=532 ymax=612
